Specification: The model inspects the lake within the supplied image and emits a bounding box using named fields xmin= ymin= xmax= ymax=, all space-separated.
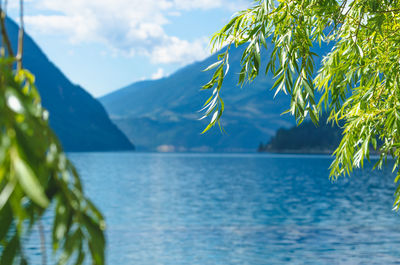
xmin=28 ymin=153 xmax=400 ymax=264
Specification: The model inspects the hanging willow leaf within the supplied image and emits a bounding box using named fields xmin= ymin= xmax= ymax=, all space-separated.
xmin=0 ymin=56 xmax=105 ymax=264
xmin=12 ymin=151 xmax=49 ymax=208
xmin=200 ymin=0 xmax=400 ymax=208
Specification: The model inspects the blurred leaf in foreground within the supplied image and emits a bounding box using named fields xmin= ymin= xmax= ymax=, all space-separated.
xmin=0 ymin=2 xmax=105 ymax=264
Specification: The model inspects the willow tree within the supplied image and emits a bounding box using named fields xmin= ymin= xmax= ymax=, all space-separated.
xmin=202 ymin=0 xmax=400 ymax=207
xmin=0 ymin=2 xmax=105 ymax=264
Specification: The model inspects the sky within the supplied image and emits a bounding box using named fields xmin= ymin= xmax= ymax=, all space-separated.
xmin=7 ymin=0 xmax=251 ymax=97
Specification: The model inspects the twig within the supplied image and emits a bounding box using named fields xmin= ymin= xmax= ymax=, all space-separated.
xmin=0 ymin=0 xmax=3 ymax=55
xmin=0 ymin=5 xmax=14 ymax=57
xmin=16 ymin=0 xmax=24 ymax=71
xmin=39 ymin=220 xmax=47 ymax=265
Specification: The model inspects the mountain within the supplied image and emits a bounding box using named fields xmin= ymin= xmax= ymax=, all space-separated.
xmin=100 ymin=43 xmax=332 ymax=152
xmin=5 ymin=18 xmax=134 ymax=151
xmin=258 ymin=114 xmax=343 ymax=154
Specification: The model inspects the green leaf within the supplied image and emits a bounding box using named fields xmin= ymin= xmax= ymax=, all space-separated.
xmin=271 ymin=73 xmax=285 ymax=91
xmin=203 ymin=60 xmax=223 ymax=72
xmin=0 ymin=179 xmax=16 ymax=210
xmin=201 ymin=122 xmax=215 ymax=134
xmin=82 ymin=215 xmax=105 ymax=265
xmin=0 ymin=234 xmax=18 ymax=265
xmin=53 ymin=198 xmax=71 ymax=249
xmin=308 ymin=108 xmax=319 ymax=125
xmin=12 ymin=150 xmax=49 ymax=208
xmin=58 ymin=230 xmax=82 ymax=265
xmin=0 ymin=205 xmax=13 ymax=241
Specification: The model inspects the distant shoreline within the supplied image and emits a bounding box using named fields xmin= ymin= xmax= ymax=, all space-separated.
xmin=262 ymin=148 xmax=382 ymax=156
xmin=261 ymin=148 xmax=335 ymax=155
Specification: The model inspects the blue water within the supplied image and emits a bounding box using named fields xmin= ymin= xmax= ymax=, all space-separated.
xmin=28 ymin=153 xmax=400 ymax=264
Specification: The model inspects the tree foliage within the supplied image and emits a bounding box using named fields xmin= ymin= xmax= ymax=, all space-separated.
xmin=260 ymin=114 xmax=343 ymax=153
xmin=0 ymin=3 xmax=105 ymax=265
xmin=202 ymin=0 xmax=400 ymax=207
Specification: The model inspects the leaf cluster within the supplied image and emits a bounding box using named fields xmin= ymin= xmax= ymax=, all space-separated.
xmin=0 ymin=2 xmax=106 ymax=263
xmin=0 ymin=59 xmax=105 ymax=264
xmin=202 ymin=0 xmax=400 ymax=207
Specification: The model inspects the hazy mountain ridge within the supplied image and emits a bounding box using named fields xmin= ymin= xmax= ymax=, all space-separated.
xmin=5 ymin=18 xmax=134 ymax=151
xmin=101 ymin=42 xmax=332 ymax=152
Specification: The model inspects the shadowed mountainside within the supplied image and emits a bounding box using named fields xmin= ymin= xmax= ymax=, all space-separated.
xmin=5 ymin=18 xmax=134 ymax=151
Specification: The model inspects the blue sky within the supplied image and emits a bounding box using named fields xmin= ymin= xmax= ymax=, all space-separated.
xmin=8 ymin=0 xmax=251 ymax=97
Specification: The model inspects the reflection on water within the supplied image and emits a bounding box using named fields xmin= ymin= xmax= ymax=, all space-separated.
xmin=26 ymin=153 xmax=400 ymax=264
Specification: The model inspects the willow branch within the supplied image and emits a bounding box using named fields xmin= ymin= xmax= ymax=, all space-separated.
xmin=16 ymin=0 xmax=24 ymax=71
xmin=0 ymin=6 xmax=14 ymax=57
xmin=0 ymin=0 xmax=3 ymax=54
xmin=39 ymin=220 xmax=47 ymax=265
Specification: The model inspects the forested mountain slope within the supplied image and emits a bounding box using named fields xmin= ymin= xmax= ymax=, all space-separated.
xmin=5 ymin=18 xmax=134 ymax=151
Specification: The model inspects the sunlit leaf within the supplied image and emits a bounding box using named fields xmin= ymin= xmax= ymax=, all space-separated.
xmin=12 ymin=151 xmax=49 ymax=208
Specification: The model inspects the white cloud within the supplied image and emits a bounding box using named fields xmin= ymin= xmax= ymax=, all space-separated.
xmin=25 ymin=15 xmax=98 ymax=43
xmin=151 ymin=37 xmax=209 ymax=64
xmin=151 ymin=68 xmax=165 ymax=80
xmin=173 ymin=0 xmax=249 ymax=11
xmin=173 ymin=0 xmax=225 ymax=10
xmin=22 ymin=0 xmax=247 ymax=65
